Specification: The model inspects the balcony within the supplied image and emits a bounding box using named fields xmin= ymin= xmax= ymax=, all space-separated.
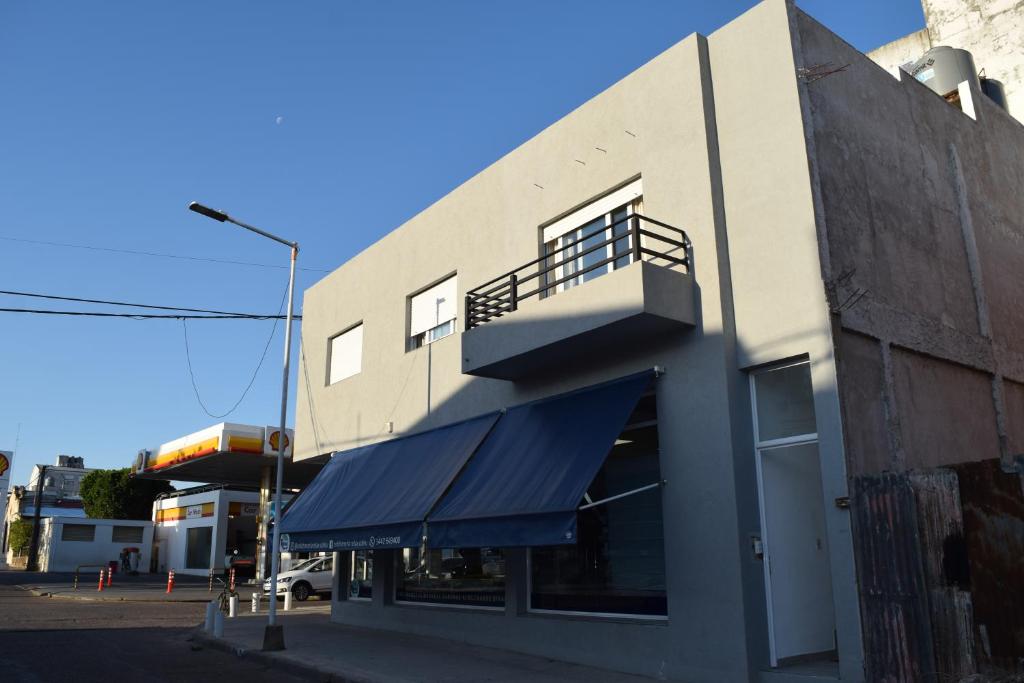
xmin=462 ymin=214 xmax=696 ymax=380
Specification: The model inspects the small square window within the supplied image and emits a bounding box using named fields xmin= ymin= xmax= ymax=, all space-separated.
xmin=409 ymin=275 xmax=457 ymax=350
xmin=328 ymin=324 xmax=363 ymax=385
xmin=752 ymin=361 xmax=817 ymax=442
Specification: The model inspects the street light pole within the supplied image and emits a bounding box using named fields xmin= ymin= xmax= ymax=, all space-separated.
xmin=188 ymin=201 xmax=296 ymax=651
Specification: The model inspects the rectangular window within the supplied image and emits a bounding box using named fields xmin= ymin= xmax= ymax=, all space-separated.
xmin=328 ymin=324 xmax=363 ymax=385
xmin=112 ymin=525 xmax=145 ymax=543
xmin=529 ymin=393 xmax=666 ymax=616
xmin=397 ymin=547 xmax=505 ymax=608
xmin=61 ymin=524 xmax=95 ymax=542
xmin=409 ymin=275 xmax=457 ymax=349
xmin=752 ymin=360 xmax=817 ymax=443
xmin=348 ymin=550 xmax=373 ymax=600
xmin=542 ymin=180 xmax=642 ymax=295
xmin=185 ymin=527 xmax=213 ymax=569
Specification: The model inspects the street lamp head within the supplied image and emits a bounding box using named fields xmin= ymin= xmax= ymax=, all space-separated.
xmin=188 ymin=201 xmax=229 ymax=222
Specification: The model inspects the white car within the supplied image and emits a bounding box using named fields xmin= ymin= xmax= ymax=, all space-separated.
xmin=263 ymin=556 xmax=333 ymax=601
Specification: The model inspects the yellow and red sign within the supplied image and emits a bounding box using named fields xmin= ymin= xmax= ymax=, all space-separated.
xmin=265 ymin=428 xmax=292 ymax=456
xmin=155 ymin=502 xmax=215 ymax=524
xmin=139 ymin=423 xmax=276 ymax=474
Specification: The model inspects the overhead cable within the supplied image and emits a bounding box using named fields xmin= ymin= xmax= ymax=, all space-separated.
xmin=0 ymin=308 xmax=297 ymax=320
xmin=0 ymin=288 xmax=281 ymax=317
xmin=0 ymin=235 xmax=332 ymax=273
xmin=180 ymin=279 xmax=289 ymax=419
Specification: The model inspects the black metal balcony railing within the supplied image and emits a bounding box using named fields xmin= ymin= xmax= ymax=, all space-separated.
xmin=465 ymin=213 xmax=690 ymax=330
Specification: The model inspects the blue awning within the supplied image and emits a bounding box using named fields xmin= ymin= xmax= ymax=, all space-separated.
xmin=426 ymin=370 xmax=654 ymax=548
xmin=279 ymin=412 xmax=500 ymax=552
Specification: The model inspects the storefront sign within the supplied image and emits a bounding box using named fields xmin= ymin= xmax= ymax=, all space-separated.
xmin=186 ymin=505 xmax=204 ymax=519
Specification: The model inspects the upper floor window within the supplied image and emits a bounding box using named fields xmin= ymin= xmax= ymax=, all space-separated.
xmin=409 ymin=275 xmax=457 ymax=350
xmin=541 ymin=179 xmax=643 ymax=294
xmin=328 ymin=324 xmax=363 ymax=385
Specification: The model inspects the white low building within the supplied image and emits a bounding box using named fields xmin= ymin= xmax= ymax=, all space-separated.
xmin=36 ymin=517 xmax=153 ymax=573
xmin=152 ymin=486 xmax=292 ymax=578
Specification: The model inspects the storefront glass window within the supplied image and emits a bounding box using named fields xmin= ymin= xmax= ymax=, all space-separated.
xmin=530 ymin=396 xmax=666 ymax=616
xmin=396 ymin=547 xmax=505 ymax=608
xmin=349 ymin=550 xmax=373 ymax=599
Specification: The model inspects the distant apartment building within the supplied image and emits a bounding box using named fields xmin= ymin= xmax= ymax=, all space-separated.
xmin=3 ymin=456 xmax=92 ymax=563
xmin=282 ymin=1 xmax=1024 ymax=681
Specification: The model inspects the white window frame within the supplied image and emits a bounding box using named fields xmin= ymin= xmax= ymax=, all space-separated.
xmin=327 ymin=323 xmax=363 ymax=386
xmin=409 ymin=274 xmax=458 ymax=350
xmin=541 ymin=180 xmax=643 ymax=294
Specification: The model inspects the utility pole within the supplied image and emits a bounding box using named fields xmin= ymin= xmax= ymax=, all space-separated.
xmin=189 ymin=201 xmax=297 ymax=652
xmin=25 ymin=465 xmax=46 ymax=571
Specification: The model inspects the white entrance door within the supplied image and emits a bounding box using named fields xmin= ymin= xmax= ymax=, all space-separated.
xmin=751 ymin=361 xmax=837 ymax=666
xmin=758 ymin=441 xmax=836 ymax=663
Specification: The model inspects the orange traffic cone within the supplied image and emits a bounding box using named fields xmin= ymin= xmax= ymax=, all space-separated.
xmin=106 ymin=566 xmax=113 ymax=588
xmin=97 ymin=568 xmax=105 ymax=592
xmin=166 ymin=569 xmax=175 ymax=594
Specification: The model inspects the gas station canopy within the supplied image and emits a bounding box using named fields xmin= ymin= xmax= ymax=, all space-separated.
xmin=133 ymin=423 xmax=326 ymax=489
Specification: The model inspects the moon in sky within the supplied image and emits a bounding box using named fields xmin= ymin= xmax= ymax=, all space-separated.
xmin=275 ymin=116 xmax=284 ymax=125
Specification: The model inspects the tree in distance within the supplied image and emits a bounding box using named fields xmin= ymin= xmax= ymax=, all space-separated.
xmin=80 ymin=468 xmax=173 ymax=519
xmin=7 ymin=518 xmax=33 ymax=555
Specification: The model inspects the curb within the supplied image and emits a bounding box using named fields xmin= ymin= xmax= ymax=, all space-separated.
xmin=191 ymin=628 xmax=378 ymax=683
xmin=24 ymin=586 xmax=214 ymax=603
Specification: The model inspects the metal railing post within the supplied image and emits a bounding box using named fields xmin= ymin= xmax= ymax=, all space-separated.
xmin=464 ymin=294 xmax=473 ymax=330
xmin=631 ymin=215 xmax=642 ymax=264
xmin=509 ymin=274 xmax=518 ymax=312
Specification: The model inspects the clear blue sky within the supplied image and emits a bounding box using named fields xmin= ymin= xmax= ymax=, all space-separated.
xmin=0 ymin=0 xmax=925 ymax=488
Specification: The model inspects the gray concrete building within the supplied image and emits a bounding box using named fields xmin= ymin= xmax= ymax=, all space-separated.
xmin=287 ymin=1 xmax=1024 ymax=681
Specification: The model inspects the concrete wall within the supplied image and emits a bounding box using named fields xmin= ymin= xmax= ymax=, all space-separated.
xmin=39 ymin=517 xmax=153 ymax=573
xmin=796 ymin=4 xmax=1024 ymax=677
xmin=868 ymin=29 xmax=933 ymax=77
xmin=868 ymin=0 xmax=1024 ymax=123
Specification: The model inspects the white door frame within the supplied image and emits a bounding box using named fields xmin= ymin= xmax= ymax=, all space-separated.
xmin=750 ymin=361 xmax=821 ymax=667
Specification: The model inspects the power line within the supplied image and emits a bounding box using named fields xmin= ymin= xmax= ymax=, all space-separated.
xmin=181 ymin=281 xmax=289 ymax=419
xmin=0 ymin=235 xmax=333 ymax=273
xmin=0 ymin=308 xmax=297 ymax=320
xmin=0 ymin=289 xmax=283 ymax=317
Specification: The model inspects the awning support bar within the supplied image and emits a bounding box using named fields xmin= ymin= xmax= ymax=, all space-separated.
xmin=578 ymin=480 xmax=665 ymax=511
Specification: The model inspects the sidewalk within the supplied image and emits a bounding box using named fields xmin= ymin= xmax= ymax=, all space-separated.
xmin=195 ymin=609 xmax=660 ymax=683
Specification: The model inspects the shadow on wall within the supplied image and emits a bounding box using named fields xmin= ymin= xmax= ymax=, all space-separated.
xmin=304 ymin=292 xmax=705 ymax=455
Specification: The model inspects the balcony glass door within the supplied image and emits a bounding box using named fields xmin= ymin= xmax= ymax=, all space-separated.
xmin=549 ymin=202 xmax=637 ymax=294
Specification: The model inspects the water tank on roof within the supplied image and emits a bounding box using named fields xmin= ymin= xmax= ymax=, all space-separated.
xmin=910 ymin=46 xmax=978 ymax=98
xmin=981 ymin=78 xmax=1009 ymax=112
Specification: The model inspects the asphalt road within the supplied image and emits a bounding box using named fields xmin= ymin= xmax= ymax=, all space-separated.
xmin=0 ymin=573 xmax=312 ymax=682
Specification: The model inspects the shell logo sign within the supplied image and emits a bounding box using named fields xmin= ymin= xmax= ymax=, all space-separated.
xmin=264 ymin=427 xmax=294 ymax=458
xmin=0 ymin=453 xmax=9 ymax=478
xmin=268 ymin=430 xmax=290 ymax=451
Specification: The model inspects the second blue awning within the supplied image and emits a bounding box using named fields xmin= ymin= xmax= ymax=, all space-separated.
xmin=426 ymin=370 xmax=654 ymax=548
xmin=279 ymin=412 xmax=499 ymax=552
